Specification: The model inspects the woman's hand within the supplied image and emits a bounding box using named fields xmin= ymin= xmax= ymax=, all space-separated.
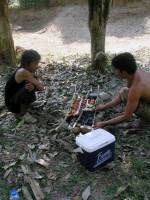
xmin=25 ymin=82 xmax=35 ymax=91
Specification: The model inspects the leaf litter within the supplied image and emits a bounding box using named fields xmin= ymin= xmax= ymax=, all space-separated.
xmin=0 ymin=55 xmax=150 ymax=199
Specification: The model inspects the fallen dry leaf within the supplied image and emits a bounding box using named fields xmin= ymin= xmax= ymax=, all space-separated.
xmin=22 ymin=186 xmax=33 ymax=200
xmin=3 ymin=161 xmax=17 ymax=170
xmin=114 ymin=185 xmax=129 ymax=197
xmin=3 ymin=168 xmax=12 ymax=179
xmin=82 ymin=186 xmax=91 ymax=200
xmin=32 ymin=172 xmax=44 ymax=180
xmin=35 ymin=159 xmax=49 ymax=168
xmin=25 ymin=176 xmax=44 ymax=200
xmin=47 ymin=172 xmax=58 ymax=181
xmin=48 ymin=151 xmax=58 ymax=158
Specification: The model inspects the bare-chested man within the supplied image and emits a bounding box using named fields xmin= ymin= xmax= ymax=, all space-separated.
xmin=95 ymin=52 xmax=150 ymax=128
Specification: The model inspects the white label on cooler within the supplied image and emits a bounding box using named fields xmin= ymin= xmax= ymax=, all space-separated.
xmin=93 ymin=150 xmax=112 ymax=168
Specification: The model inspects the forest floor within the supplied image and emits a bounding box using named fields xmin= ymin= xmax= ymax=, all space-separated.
xmin=11 ymin=1 xmax=150 ymax=62
xmin=0 ymin=55 xmax=150 ymax=200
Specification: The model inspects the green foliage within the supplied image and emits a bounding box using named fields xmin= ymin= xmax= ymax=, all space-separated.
xmin=19 ymin=0 xmax=50 ymax=9
xmin=9 ymin=0 xmax=20 ymax=9
xmin=9 ymin=0 xmax=87 ymax=9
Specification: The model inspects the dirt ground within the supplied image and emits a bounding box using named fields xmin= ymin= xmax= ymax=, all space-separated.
xmin=11 ymin=1 xmax=150 ymax=62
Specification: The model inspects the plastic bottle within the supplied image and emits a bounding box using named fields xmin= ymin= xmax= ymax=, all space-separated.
xmin=9 ymin=189 xmax=20 ymax=200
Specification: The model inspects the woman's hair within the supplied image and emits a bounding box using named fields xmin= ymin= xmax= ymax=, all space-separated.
xmin=20 ymin=49 xmax=41 ymax=68
xmin=112 ymin=52 xmax=137 ymax=74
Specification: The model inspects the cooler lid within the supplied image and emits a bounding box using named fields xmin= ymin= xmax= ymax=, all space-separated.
xmin=76 ymin=129 xmax=115 ymax=153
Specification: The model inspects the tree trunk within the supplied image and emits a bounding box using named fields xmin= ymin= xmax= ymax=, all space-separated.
xmin=0 ymin=0 xmax=16 ymax=66
xmin=88 ymin=0 xmax=111 ymax=72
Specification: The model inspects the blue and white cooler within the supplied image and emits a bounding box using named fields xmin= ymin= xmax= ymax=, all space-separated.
xmin=75 ymin=129 xmax=116 ymax=171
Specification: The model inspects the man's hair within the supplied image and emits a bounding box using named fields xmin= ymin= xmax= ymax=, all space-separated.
xmin=112 ymin=52 xmax=137 ymax=74
xmin=21 ymin=50 xmax=41 ymax=68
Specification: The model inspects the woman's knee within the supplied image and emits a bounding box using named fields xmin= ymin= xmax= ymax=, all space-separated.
xmin=21 ymin=90 xmax=36 ymax=104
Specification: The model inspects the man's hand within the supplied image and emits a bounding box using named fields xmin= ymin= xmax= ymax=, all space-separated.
xmin=93 ymin=122 xmax=106 ymax=129
xmin=96 ymin=104 xmax=106 ymax=112
xmin=25 ymin=82 xmax=35 ymax=91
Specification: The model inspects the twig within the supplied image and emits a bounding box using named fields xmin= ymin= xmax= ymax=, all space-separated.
xmin=55 ymin=84 xmax=77 ymax=131
xmin=54 ymin=116 xmax=68 ymax=131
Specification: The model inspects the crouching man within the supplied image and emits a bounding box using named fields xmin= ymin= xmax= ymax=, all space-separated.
xmin=95 ymin=52 xmax=150 ymax=128
xmin=5 ymin=49 xmax=44 ymax=117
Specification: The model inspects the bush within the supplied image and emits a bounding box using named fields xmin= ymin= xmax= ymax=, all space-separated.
xmin=19 ymin=0 xmax=49 ymax=9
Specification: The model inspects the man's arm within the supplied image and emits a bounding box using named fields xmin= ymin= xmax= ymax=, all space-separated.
xmin=97 ymin=87 xmax=130 ymax=111
xmin=96 ymin=95 xmax=121 ymax=111
xmin=95 ymin=87 xmax=141 ymax=128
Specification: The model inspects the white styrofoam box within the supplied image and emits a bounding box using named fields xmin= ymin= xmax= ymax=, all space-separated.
xmin=76 ymin=128 xmax=115 ymax=153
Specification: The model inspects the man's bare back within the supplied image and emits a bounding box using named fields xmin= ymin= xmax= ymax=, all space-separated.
xmin=135 ymin=70 xmax=150 ymax=102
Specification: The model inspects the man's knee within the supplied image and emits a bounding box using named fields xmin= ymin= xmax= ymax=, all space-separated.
xmin=136 ymin=101 xmax=150 ymax=122
xmin=119 ymin=87 xmax=129 ymax=102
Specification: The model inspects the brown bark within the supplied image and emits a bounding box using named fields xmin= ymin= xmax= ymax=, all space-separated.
xmin=88 ymin=0 xmax=111 ymax=72
xmin=0 ymin=0 xmax=16 ymax=66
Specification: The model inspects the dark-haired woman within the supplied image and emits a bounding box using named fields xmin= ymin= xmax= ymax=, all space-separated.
xmin=5 ymin=49 xmax=44 ymax=116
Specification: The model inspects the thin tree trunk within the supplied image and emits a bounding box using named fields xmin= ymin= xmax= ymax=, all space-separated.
xmin=88 ymin=0 xmax=111 ymax=72
xmin=0 ymin=0 xmax=16 ymax=66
